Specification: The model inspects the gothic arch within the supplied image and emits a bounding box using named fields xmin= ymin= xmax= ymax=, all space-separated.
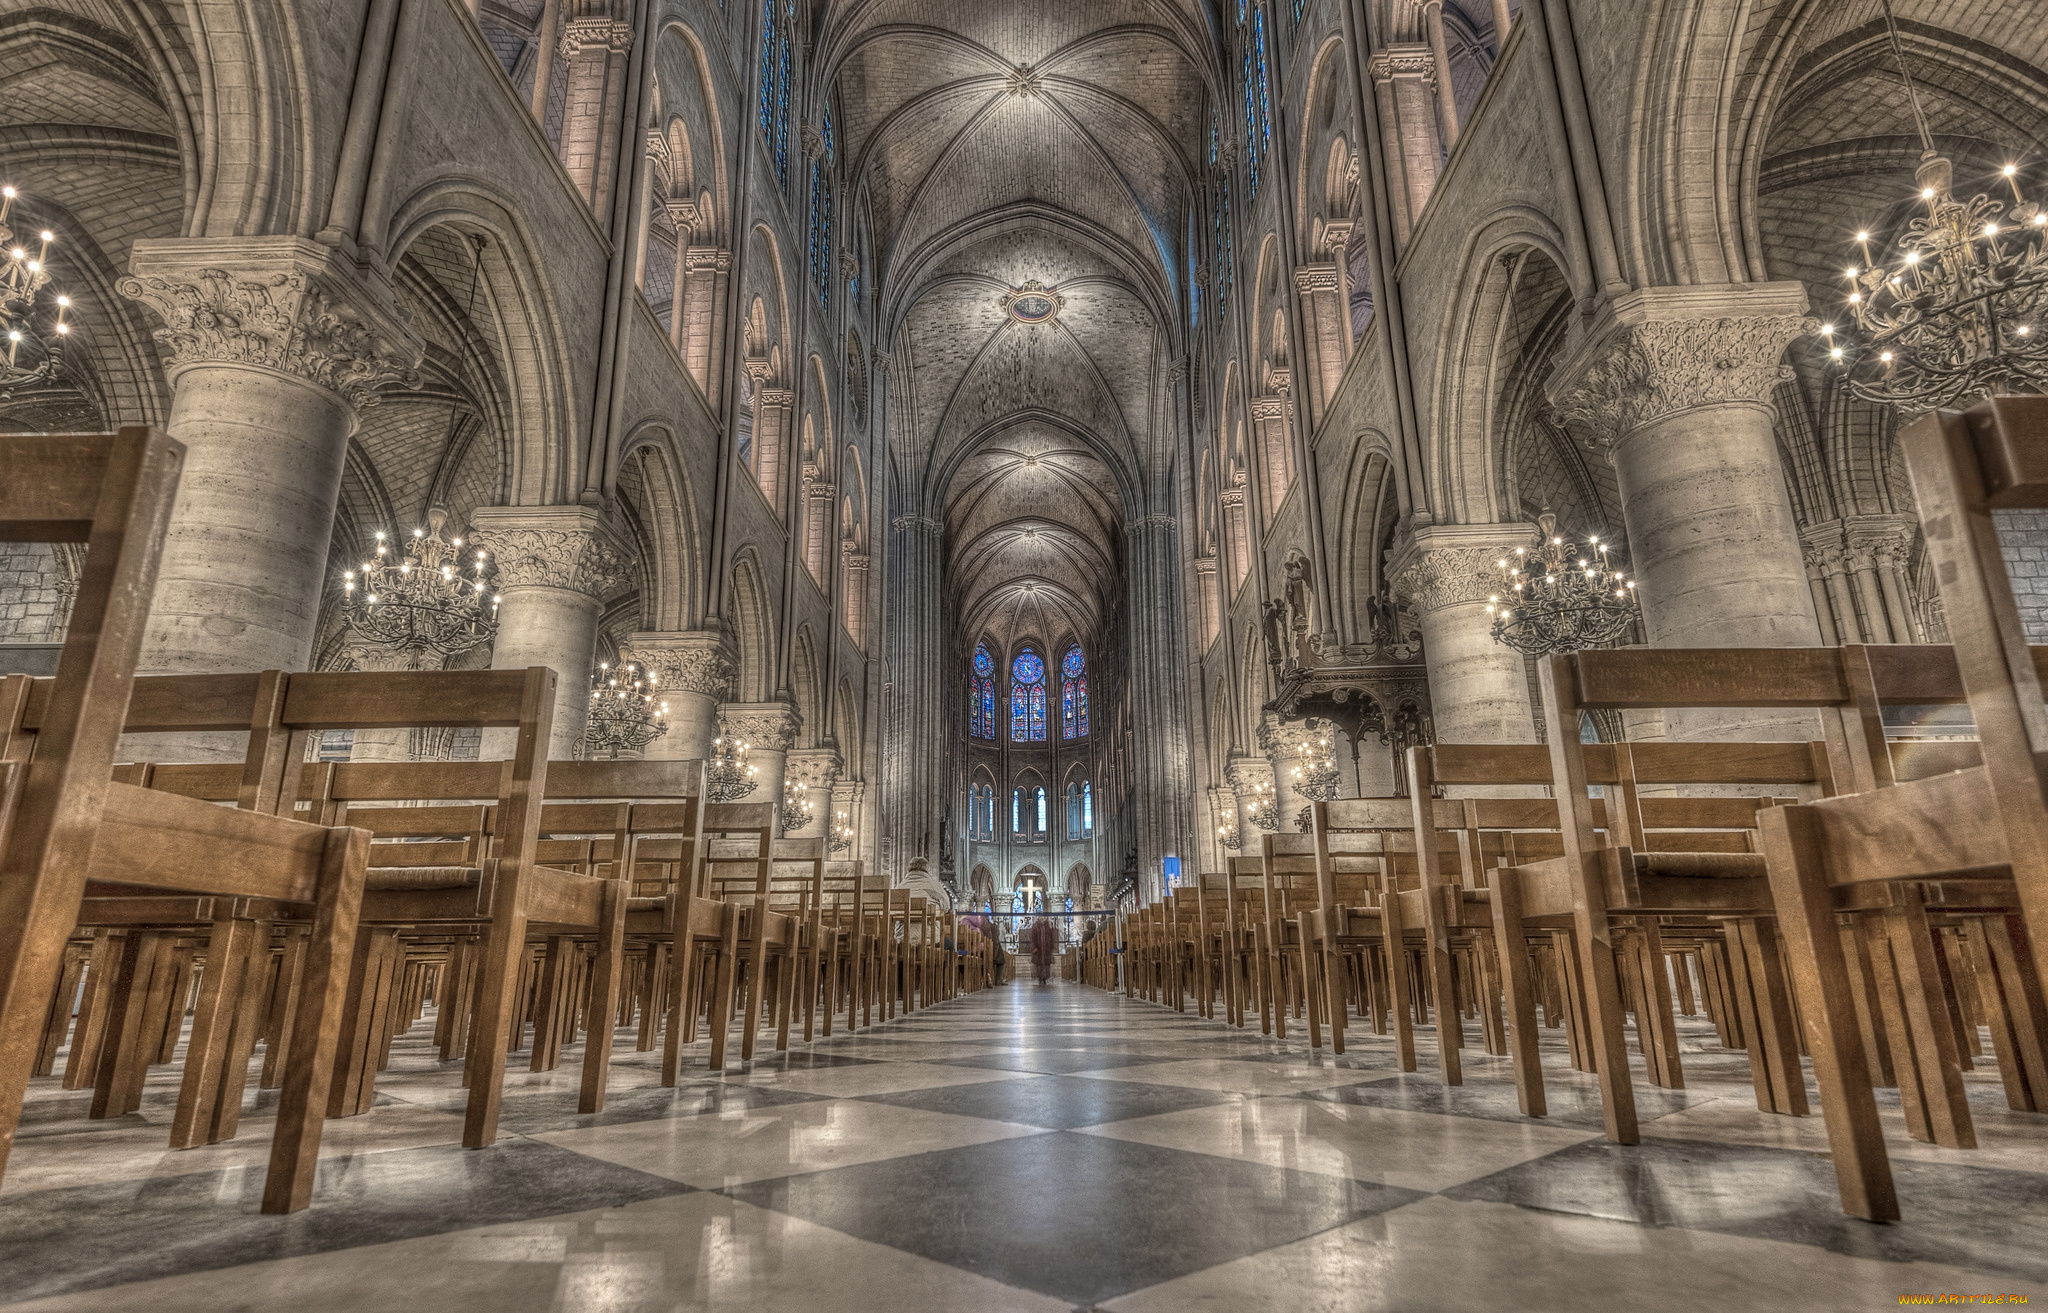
xmin=728 ymin=550 xmax=776 ymax=702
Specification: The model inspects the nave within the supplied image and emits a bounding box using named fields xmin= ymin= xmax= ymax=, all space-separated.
xmin=4 ymin=980 xmax=2041 ymax=1310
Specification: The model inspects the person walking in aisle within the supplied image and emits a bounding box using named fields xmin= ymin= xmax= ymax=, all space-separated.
xmin=1027 ymin=916 xmax=1058 ymax=985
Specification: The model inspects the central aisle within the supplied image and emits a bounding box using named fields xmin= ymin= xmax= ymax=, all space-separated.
xmin=8 ymin=980 xmax=2042 ymax=1310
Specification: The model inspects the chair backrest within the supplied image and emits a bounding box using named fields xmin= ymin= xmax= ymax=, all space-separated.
xmin=1899 ymin=397 xmax=2048 ymax=890
xmin=0 ymin=427 xmax=184 ymax=970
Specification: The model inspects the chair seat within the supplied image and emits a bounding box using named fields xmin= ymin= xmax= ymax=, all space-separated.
xmin=365 ymin=865 xmax=482 ymax=891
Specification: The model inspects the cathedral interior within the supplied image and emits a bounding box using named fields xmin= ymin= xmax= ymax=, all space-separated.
xmin=1 ymin=0 xmax=2046 ymax=1307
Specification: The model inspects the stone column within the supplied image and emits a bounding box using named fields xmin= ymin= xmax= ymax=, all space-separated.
xmin=1226 ymin=756 xmax=1275 ymax=850
xmin=1221 ymin=485 xmax=1251 ymax=591
xmin=664 ymin=201 xmax=696 ymax=343
xmin=1293 ymin=265 xmax=1344 ymax=423
xmin=1323 ymin=220 xmax=1356 ymax=363
xmin=1259 ymin=715 xmax=1319 ymax=836
xmin=680 ymin=247 xmax=731 ymax=407
xmin=1846 ymin=514 xmax=1920 ymax=644
xmin=1390 ymin=523 xmax=1539 ymax=745
xmin=1799 ymin=527 xmax=1844 ymax=645
xmin=720 ymin=701 xmax=801 ymax=834
xmin=624 ymin=629 xmax=733 ymax=760
xmin=1421 ymin=0 xmax=1461 ymax=151
xmin=1251 ymin=394 xmax=1292 ymax=516
xmin=802 ymin=464 xmax=835 ymax=586
xmin=1126 ymin=514 xmax=1194 ymax=901
xmin=1550 ymin=284 xmax=1821 ymax=740
xmin=1194 ymin=555 xmax=1221 ymax=650
xmin=841 ymin=542 xmax=870 ymax=649
xmin=784 ymin=748 xmax=842 ymax=840
xmin=751 ymin=386 xmax=795 ymax=516
xmin=881 ymin=513 xmax=944 ymax=875
xmin=117 ymin=239 xmax=421 ymax=760
xmin=557 ymin=15 xmax=635 ymax=215
xmin=470 ymin=506 xmax=632 ymax=760
xmin=1368 ymin=45 xmax=1443 ymax=243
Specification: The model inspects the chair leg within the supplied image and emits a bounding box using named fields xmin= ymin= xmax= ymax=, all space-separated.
xmin=263 ymin=828 xmax=369 ymax=1215
xmin=1758 ymin=807 xmax=1898 ymax=1222
xmin=1489 ymin=869 xmax=1547 ymax=1118
xmin=579 ymin=882 xmax=628 ymax=1114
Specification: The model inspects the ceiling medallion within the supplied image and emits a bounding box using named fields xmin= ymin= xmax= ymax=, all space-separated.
xmin=1002 ymin=280 xmax=1062 ymax=325
xmin=1006 ymin=64 xmax=1043 ymax=98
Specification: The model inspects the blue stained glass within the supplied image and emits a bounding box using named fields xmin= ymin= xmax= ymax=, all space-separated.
xmin=822 ymin=107 xmax=835 ymax=164
xmin=1062 ymin=646 xmax=1085 ymax=679
xmin=973 ymin=644 xmax=995 ymax=677
xmin=1061 ymin=682 xmax=1075 ymax=739
xmin=758 ymin=0 xmax=775 ymax=135
xmin=774 ymin=32 xmax=792 ymax=188
xmin=1078 ymin=679 xmax=1089 ymax=737
xmin=1012 ymin=651 xmax=1045 ymax=685
xmin=1255 ymin=12 xmax=1272 ymax=171
xmin=1083 ymin=782 xmax=1092 ymax=832
xmin=1012 ymin=650 xmax=1046 ymax=741
xmin=1030 ymin=685 xmax=1046 ymax=740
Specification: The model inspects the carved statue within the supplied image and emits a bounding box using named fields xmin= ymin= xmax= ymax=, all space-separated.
xmin=1261 ymin=598 xmax=1289 ymax=680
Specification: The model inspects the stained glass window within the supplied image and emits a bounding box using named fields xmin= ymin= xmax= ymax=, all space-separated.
xmin=1083 ymin=781 xmax=1093 ymax=833
xmin=809 ymin=108 xmax=835 ymax=307
xmin=758 ymin=0 xmax=775 ymax=138
xmin=1011 ymin=649 xmax=1046 ymax=742
xmin=1060 ymin=645 xmax=1089 ymax=739
xmin=1036 ymin=787 xmax=1047 ymax=833
xmin=971 ymin=644 xmax=996 ymax=739
xmin=1213 ymin=178 xmax=1233 ymax=319
xmin=759 ymin=0 xmax=796 ymax=190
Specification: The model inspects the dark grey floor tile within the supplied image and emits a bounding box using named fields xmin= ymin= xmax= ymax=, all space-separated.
xmin=1303 ymin=1071 xmax=1698 ymax=1130
xmin=724 ymin=1131 xmax=1417 ymax=1305
xmin=0 ymin=1137 xmax=693 ymax=1304
xmin=1444 ymin=1136 xmax=2048 ymax=1282
xmin=486 ymin=1077 xmax=824 ymax=1134
xmin=857 ymin=1073 xmax=1240 ymax=1129
xmin=932 ymin=1049 xmax=1185 ymax=1075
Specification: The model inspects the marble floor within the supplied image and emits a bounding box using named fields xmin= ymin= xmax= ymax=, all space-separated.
xmin=3 ymin=980 xmax=2045 ymax=1311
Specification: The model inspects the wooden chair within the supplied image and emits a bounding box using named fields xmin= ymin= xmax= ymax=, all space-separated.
xmin=0 ymin=429 xmax=374 ymax=1215
xmin=1762 ymin=397 xmax=2048 ymax=1221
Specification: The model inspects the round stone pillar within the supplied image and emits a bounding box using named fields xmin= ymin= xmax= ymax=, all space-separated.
xmin=1551 ymin=284 xmax=1821 ymax=740
xmin=470 ymin=506 xmax=632 ymax=760
xmin=1391 ymin=524 xmax=1540 ymax=745
xmin=719 ymin=701 xmax=801 ymax=834
xmin=784 ymin=748 xmax=843 ymax=841
xmin=115 ymin=238 xmax=423 ymax=760
xmin=623 ymin=630 xmax=735 ymax=761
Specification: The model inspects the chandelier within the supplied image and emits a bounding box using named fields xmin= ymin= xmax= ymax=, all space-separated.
xmin=1483 ymin=512 xmax=1637 ymax=657
xmin=1246 ymin=779 xmax=1280 ymax=833
xmin=706 ymin=734 xmax=758 ymax=802
xmin=1287 ymin=722 xmax=1340 ymax=803
xmin=828 ymin=808 xmax=854 ymax=853
xmin=780 ymin=779 xmax=815 ymax=833
xmin=584 ymin=660 xmax=668 ymax=759
xmin=0 ymin=187 xmax=73 ymax=394
xmin=1824 ymin=1 xmax=2048 ymax=411
xmin=340 ymin=508 xmax=498 ymax=662
xmin=1217 ymin=819 xmax=1243 ymax=852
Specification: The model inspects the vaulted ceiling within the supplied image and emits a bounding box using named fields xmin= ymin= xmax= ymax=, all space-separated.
xmin=819 ymin=0 xmax=1215 ymax=667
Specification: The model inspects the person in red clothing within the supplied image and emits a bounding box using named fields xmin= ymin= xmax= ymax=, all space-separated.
xmin=1027 ymin=916 xmax=1058 ymax=985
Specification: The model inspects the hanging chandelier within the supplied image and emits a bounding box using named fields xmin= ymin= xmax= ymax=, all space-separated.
xmin=1483 ymin=511 xmax=1637 ymax=657
xmin=1217 ymin=819 xmax=1243 ymax=852
xmin=584 ymin=660 xmax=668 ymax=759
xmin=1825 ymin=1 xmax=2048 ymax=411
xmin=780 ymin=779 xmax=815 ymax=833
xmin=1247 ymin=779 xmax=1280 ymax=833
xmin=339 ymin=508 xmax=499 ymax=662
xmin=828 ymin=808 xmax=854 ymax=853
xmin=706 ymin=734 xmax=758 ymax=802
xmin=1287 ymin=722 xmax=1340 ymax=803
xmin=0 ymin=186 xmax=73 ymax=394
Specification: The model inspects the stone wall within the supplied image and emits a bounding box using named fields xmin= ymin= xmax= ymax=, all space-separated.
xmin=1998 ymin=511 xmax=2048 ymax=643
xmin=0 ymin=543 xmax=71 ymax=643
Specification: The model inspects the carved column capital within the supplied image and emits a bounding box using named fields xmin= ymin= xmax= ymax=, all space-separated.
xmin=469 ymin=505 xmax=635 ymax=598
xmin=1294 ymin=265 xmax=1340 ymax=294
xmin=785 ymin=747 xmax=843 ymax=790
xmin=719 ymin=700 xmax=802 ymax=752
xmin=561 ymin=16 xmax=634 ymax=55
xmin=892 ymin=514 xmax=944 ymax=536
xmin=1368 ymin=44 xmax=1438 ymax=90
xmin=1843 ymin=513 xmax=1920 ymax=571
xmin=1250 ymin=394 xmax=1290 ymax=422
xmin=1387 ymin=522 xmax=1538 ymax=614
xmin=684 ymin=246 xmax=733 ymax=273
xmin=623 ymin=629 xmax=735 ymax=698
xmin=1547 ymin=284 xmax=1815 ymax=445
xmin=1224 ymin=755 xmax=1274 ymax=794
xmin=119 ymin=236 xmax=424 ymax=410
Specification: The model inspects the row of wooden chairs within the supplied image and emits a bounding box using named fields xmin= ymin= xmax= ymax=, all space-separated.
xmin=1089 ymin=397 xmax=2048 ymax=1224
xmin=0 ymin=427 xmax=989 ymax=1215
